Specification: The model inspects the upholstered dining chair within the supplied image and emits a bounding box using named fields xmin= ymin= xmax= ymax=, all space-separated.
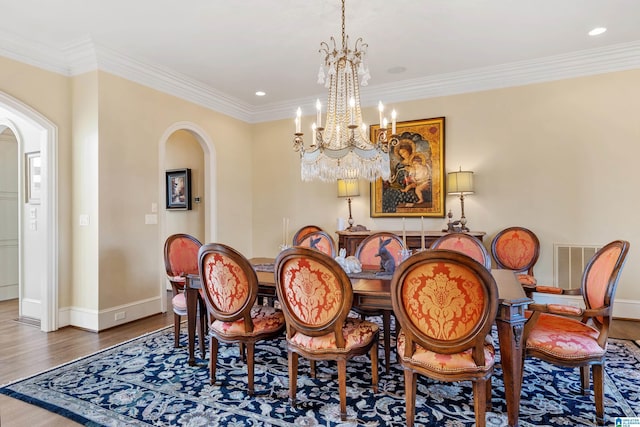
xmin=354 ymin=231 xmax=407 ymax=373
xmin=522 ymin=240 xmax=630 ymax=426
xmin=296 ymin=230 xmax=337 ymax=257
xmin=292 ymin=224 xmax=324 ymax=246
xmin=391 ymin=249 xmax=499 ymax=427
xmin=491 ymin=226 xmax=540 ymax=288
xmin=163 ymin=233 xmax=205 ymax=353
xmin=197 ymin=243 xmax=286 ymax=395
xmin=430 ymin=232 xmax=492 ymax=270
xmin=274 ymin=247 xmax=379 ymax=421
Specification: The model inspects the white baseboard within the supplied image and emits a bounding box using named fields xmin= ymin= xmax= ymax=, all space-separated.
xmin=21 ymin=297 xmax=41 ymax=319
xmin=0 ymin=284 xmax=18 ymax=301
xmin=531 ymin=292 xmax=640 ymax=320
xmin=58 ymin=296 xmax=164 ymax=332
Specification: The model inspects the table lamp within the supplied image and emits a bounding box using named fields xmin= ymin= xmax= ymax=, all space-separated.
xmin=447 ymin=168 xmax=474 ymax=231
xmin=337 ymin=179 xmax=360 ymax=230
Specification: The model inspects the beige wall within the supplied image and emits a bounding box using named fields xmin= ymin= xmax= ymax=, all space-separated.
xmin=2 ymin=54 xmax=640 ymax=328
xmin=253 ymin=69 xmax=640 ymax=313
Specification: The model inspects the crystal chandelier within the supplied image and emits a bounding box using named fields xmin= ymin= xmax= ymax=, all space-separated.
xmin=292 ymin=0 xmax=398 ymax=182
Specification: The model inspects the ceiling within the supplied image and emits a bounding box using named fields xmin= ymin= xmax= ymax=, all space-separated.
xmin=1 ymin=0 xmax=640 ymax=122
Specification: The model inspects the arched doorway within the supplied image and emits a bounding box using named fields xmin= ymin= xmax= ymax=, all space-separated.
xmin=158 ymin=122 xmax=216 ymax=312
xmin=0 ymin=91 xmax=58 ymax=332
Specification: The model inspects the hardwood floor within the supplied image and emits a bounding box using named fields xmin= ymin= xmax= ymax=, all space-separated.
xmin=0 ymin=297 xmax=174 ymax=426
xmin=0 ymin=297 xmax=638 ymax=426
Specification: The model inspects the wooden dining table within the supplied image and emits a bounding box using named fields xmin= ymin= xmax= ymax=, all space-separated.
xmin=185 ymin=258 xmax=532 ymax=427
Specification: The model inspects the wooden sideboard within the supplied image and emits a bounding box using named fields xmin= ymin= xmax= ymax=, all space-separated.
xmin=336 ymin=230 xmax=486 ymax=256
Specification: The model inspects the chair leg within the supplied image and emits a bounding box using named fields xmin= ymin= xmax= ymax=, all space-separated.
xmin=404 ymin=369 xmax=417 ymax=427
xmin=209 ymin=337 xmax=218 ymax=385
xmin=310 ymin=360 xmax=316 ymax=378
xmin=288 ymin=351 xmax=298 ymax=407
xmin=580 ymin=365 xmax=590 ymax=394
xmin=370 ymin=340 xmax=379 ymax=393
xmin=239 ymin=343 xmax=246 ymax=363
xmin=173 ymin=313 xmax=181 ymax=348
xmin=473 ymin=379 xmax=487 ymax=427
xmin=338 ymin=359 xmax=347 ymax=421
xmin=247 ymin=343 xmax=255 ymax=396
xmin=593 ymin=364 xmax=605 ymax=426
xmin=382 ymin=310 xmax=391 ymax=374
xmin=197 ymin=313 xmax=206 ymax=359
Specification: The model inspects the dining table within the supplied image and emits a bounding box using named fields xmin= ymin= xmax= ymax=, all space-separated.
xmin=185 ymin=258 xmax=532 ymax=427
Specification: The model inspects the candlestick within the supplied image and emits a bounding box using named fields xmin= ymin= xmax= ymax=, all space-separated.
xmin=391 ymin=109 xmax=397 ymax=134
xmin=282 ymin=218 xmax=286 ymax=246
xmin=295 ymin=108 xmax=301 ymax=133
xmin=378 ymin=101 xmax=384 ymax=126
xmin=402 ymin=217 xmax=406 ymax=247
xmin=421 ymin=216 xmax=425 ymax=250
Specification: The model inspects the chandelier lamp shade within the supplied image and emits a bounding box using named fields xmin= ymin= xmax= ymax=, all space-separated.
xmin=292 ymin=0 xmax=398 ymax=182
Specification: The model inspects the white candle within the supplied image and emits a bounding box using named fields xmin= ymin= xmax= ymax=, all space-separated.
xmin=285 ymin=218 xmax=289 ymax=245
xmin=402 ymin=217 xmax=406 ymax=247
xmin=316 ymin=99 xmax=322 ymax=128
xmin=421 ymin=216 xmax=425 ymax=250
xmin=391 ymin=109 xmax=397 ymax=134
xmin=282 ymin=218 xmax=286 ymax=246
xmin=295 ymin=108 xmax=301 ymax=133
xmin=378 ymin=101 xmax=384 ymax=126
xmin=383 ymin=118 xmax=388 ymax=129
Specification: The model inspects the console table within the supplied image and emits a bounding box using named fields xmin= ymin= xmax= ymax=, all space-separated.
xmin=336 ymin=230 xmax=486 ymax=256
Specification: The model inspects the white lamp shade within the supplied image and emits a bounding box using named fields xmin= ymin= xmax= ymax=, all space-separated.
xmin=447 ymin=171 xmax=474 ymax=194
xmin=337 ymin=179 xmax=360 ymax=198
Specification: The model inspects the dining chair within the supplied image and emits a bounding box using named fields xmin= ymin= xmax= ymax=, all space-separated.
xmin=292 ymin=224 xmax=324 ymax=246
xmin=197 ymin=243 xmax=286 ymax=395
xmin=354 ymin=231 xmax=407 ymax=373
xmin=430 ymin=232 xmax=492 ymax=270
xmin=163 ymin=233 xmax=206 ymax=354
xmin=522 ymin=240 xmax=630 ymax=426
xmin=491 ymin=226 xmax=540 ymax=289
xmin=391 ymin=249 xmax=499 ymax=427
xmin=274 ymin=247 xmax=379 ymax=421
xmin=296 ymin=230 xmax=337 ymax=257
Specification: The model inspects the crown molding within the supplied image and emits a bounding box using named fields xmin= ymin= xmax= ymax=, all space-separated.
xmin=1 ymin=31 xmax=639 ymax=124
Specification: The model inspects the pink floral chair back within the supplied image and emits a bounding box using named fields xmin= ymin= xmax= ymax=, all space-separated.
xmin=164 ymin=233 xmax=202 ymax=286
xmin=491 ymin=227 xmax=540 ymax=281
xmin=430 ymin=233 xmax=491 ymax=270
xmin=275 ymin=247 xmax=351 ymax=339
xmin=198 ymin=243 xmax=256 ymax=326
xmin=582 ymin=240 xmax=629 ymax=328
xmin=297 ymin=230 xmax=336 ymax=258
xmin=391 ymin=249 xmax=498 ymax=427
xmin=292 ymin=225 xmax=323 ymax=246
xmin=355 ymin=232 xmax=406 ymax=271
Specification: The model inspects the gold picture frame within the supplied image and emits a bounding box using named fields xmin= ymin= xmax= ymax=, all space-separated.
xmin=370 ymin=117 xmax=445 ymax=217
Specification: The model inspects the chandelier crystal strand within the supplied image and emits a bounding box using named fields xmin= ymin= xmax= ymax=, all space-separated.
xmin=292 ymin=0 xmax=398 ymax=182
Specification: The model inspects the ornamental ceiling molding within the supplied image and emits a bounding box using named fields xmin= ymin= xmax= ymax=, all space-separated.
xmin=1 ymin=29 xmax=640 ymax=124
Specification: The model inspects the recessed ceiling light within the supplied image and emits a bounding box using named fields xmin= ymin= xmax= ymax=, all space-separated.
xmin=255 ymin=91 xmax=266 ymax=96
xmin=387 ymin=66 xmax=407 ymax=74
xmin=588 ymin=27 xmax=607 ymax=36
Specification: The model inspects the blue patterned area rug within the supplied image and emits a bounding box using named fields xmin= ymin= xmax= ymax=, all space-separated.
xmin=1 ymin=325 xmax=639 ymax=427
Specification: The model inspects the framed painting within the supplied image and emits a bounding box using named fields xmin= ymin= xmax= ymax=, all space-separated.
xmin=25 ymin=151 xmax=42 ymax=204
xmin=370 ymin=117 xmax=445 ymax=217
xmin=166 ymin=168 xmax=192 ymax=210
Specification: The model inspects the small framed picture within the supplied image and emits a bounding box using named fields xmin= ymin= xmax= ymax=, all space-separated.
xmin=165 ymin=168 xmax=192 ymax=210
xmin=25 ymin=151 xmax=42 ymax=204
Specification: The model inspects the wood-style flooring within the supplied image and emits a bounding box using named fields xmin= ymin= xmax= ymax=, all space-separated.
xmin=0 ymin=297 xmax=639 ymax=426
